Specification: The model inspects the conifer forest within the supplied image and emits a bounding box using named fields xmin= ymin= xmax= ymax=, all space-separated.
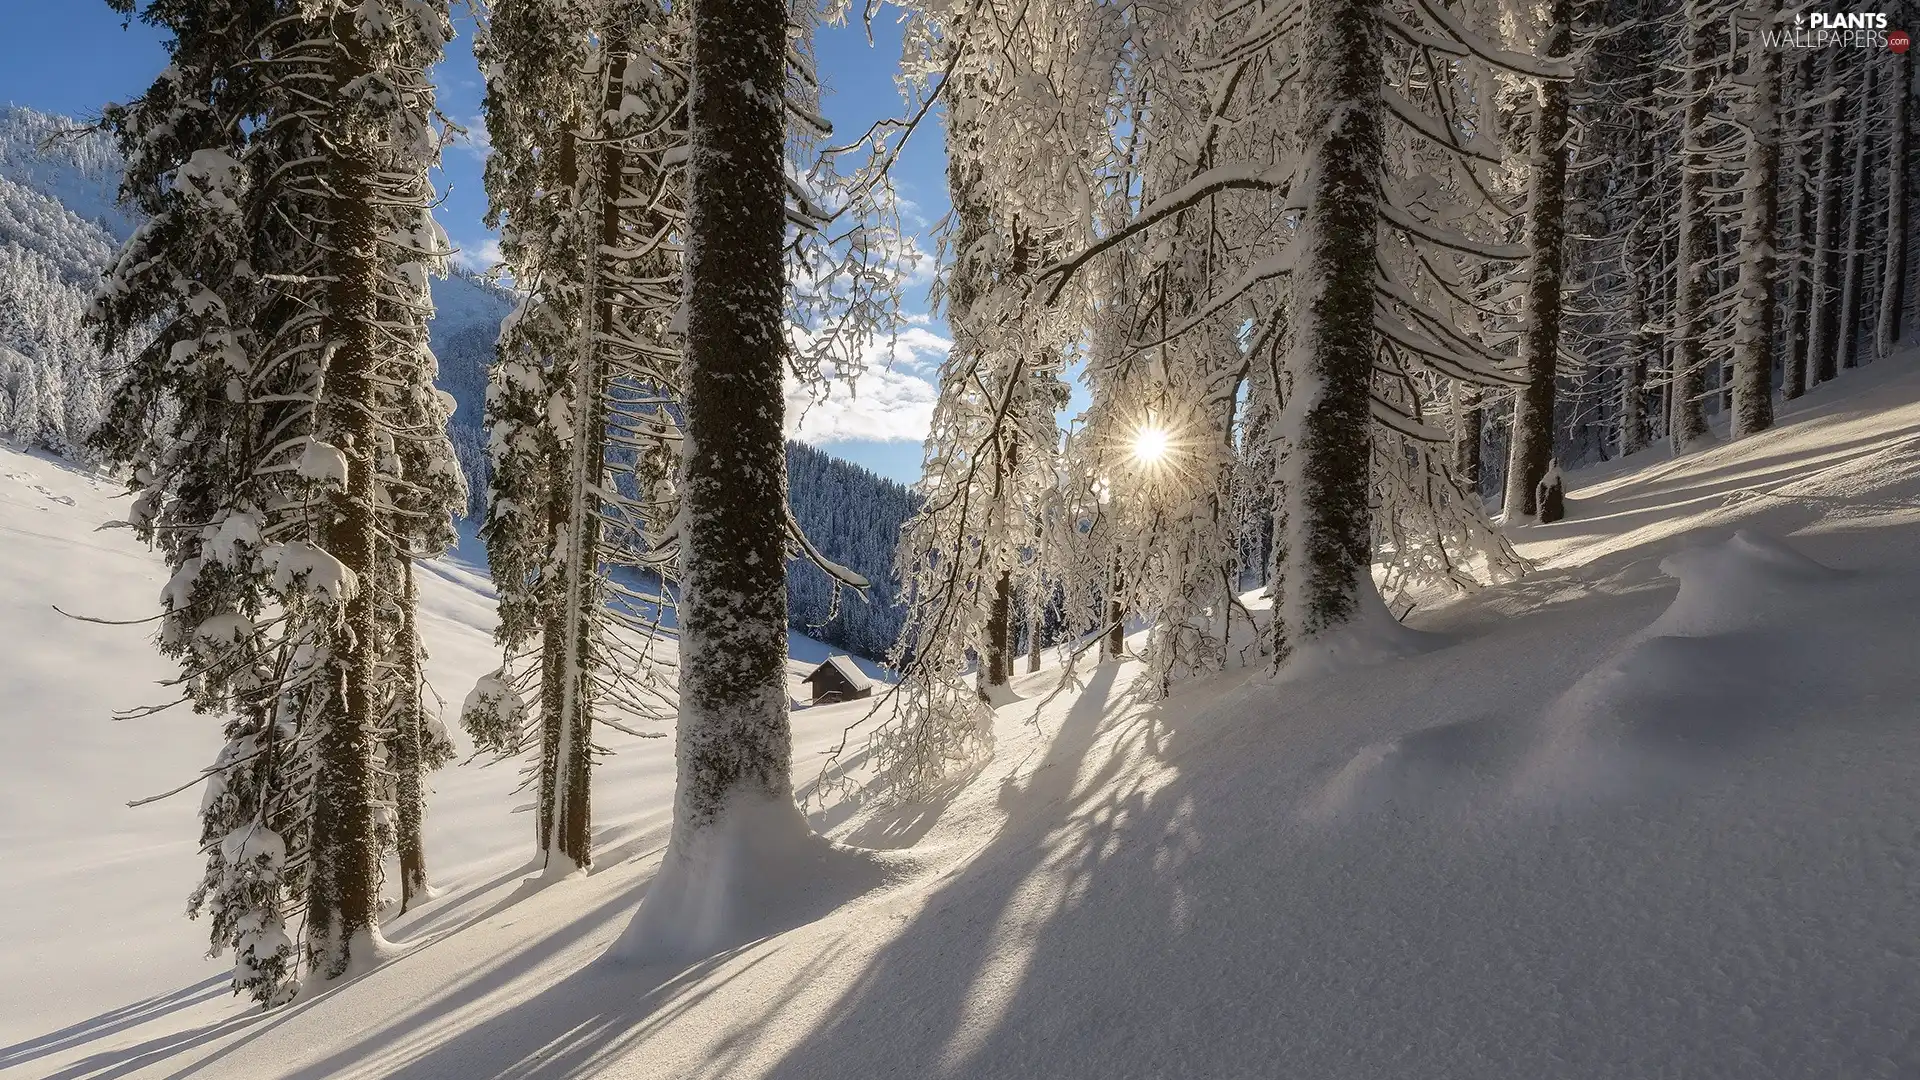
xmin=1 ymin=1 xmax=1918 ymax=1076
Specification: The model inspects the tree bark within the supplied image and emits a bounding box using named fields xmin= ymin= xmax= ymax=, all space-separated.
xmin=1273 ymin=0 xmax=1384 ymax=665
xmin=1452 ymin=383 xmax=1482 ymax=486
xmin=1877 ymin=41 xmax=1913 ymax=358
xmin=1809 ymin=51 xmax=1846 ymax=387
xmin=668 ymin=0 xmax=795 ymax=836
xmin=1623 ymin=232 xmax=1654 ymax=456
xmin=1731 ymin=12 xmax=1780 ymax=438
xmin=985 ymin=569 xmax=1013 ymax=686
xmin=1105 ymin=553 xmax=1125 ymax=661
xmin=1503 ymin=0 xmax=1574 ymax=521
xmin=1027 ymin=598 xmax=1043 ymax=674
xmin=1670 ymin=0 xmax=1716 ymax=450
xmin=1783 ymin=50 xmax=1817 ymax=401
xmin=307 ymin=5 xmax=385 ymax=981
xmin=395 ymin=558 xmax=430 ymax=912
xmin=1838 ymin=61 xmax=1879 ymax=372
xmin=536 ymin=121 xmax=578 ymax=860
xmin=549 ymin=34 xmax=631 ymax=873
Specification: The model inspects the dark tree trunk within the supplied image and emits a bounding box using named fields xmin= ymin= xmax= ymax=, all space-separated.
xmin=985 ymin=569 xmax=1013 ymax=687
xmin=1027 ymin=599 xmax=1043 ymax=674
xmin=669 ymin=0 xmax=795 ymax=834
xmin=536 ymin=121 xmax=579 ymax=860
xmin=1271 ymin=0 xmax=1385 ymax=665
xmin=1453 ymin=383 xmax=1482 ymax=486
xmin=1670 ymin=0 xmax=1716 ymax=450
xmin=549 ymin=36 xmax=632 ymax=873
xmin=1838 ymin=61 xmax=1879 ymax=372
xmin=308 ymin=7 xmax=385 ymax=981
xmin=1503 ymin=0 xmax=1574 ymax=520
xmin=395 ymin=558 xmax=429 ymax=913
xmin=1809 ymin=52 xmax=1846 ymax=387
xmin=1732 ymin=17 xmax=1780 ymax=438
xmin=1783 ymin=51 xmax=1817 ymax=401
xmin=1878 ymin=40 xmax=1913 ymax=357
xmin=1623 ymin=237 xmax=1654 ymax=455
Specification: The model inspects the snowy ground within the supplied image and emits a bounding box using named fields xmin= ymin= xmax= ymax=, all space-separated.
xmin=4 ymin=358 xmax=1920 ymax=1079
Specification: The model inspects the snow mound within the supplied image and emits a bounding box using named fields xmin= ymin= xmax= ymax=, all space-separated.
xmin=1650 ymin=528 xmax=1842 ymax=636
xmin=1310 ymin=715 xmax=1525 ymax=821
xmin=1520 ymin=531 xmax=1844 ymax=802
xmin=609 ymin=793 xmax=917 ymax=967
xmin=980 ymin=679 xmax=1023 ymax=708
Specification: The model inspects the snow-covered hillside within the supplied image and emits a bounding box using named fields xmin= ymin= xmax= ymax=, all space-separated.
xmin=5 ymin=357 xmax=1918 ymax=1077
xmin=0 ymin=105 xmax=513 ymax=489
xmin=0 ymin=443 xmax=890 ymax=1071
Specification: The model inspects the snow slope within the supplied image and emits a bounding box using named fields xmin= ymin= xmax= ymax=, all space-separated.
xmin=0 ymin=445 xmax=892 ymax=1077
xmin=6 ymin=358 xmax=1920 ymax=1079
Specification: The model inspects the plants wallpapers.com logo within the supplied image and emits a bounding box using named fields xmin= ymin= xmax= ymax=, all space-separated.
xmin=1763 ymin=11 xmax=1910 ymax=49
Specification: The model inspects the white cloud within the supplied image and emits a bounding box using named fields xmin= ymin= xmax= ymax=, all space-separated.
xmin=449 ymin=114 xmax=491 ymax=159
xmin=451 ymin=235 xmax=504 ymax=274
xmin=784 ymin=323 xmax=950 ymax=444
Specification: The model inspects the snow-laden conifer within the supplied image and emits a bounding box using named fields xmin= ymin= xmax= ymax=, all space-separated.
xmin=91 ymin=0 xmax=461 ymax=1001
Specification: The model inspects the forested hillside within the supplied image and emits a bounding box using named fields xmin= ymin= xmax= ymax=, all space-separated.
xmin=0 ymin=105 xmax=513 ymax=489
xmin=788 ymin=441 xmax=914 ymax=662
xmin=5 ymin=2 xmax=1917 ymax=1076
xmin=0 ymin=108 xmax=128 ymax=454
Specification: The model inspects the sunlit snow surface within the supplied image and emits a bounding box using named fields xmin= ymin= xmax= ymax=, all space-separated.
xmin=5 ymin=358 xmax=1920 ymax=1078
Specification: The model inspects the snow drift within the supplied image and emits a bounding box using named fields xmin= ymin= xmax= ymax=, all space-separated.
xmin=5 ymin=360 xmax=1920 ymax=1079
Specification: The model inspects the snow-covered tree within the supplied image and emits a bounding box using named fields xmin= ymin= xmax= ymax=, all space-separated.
xmin=1503 ymin=0 xmax=1577 ymax=521
xmin=92 ymin=0 xmax=462 ymax=1002
xmin=468 ymin=0 xmax=684 ymax=872
xmin=1729 ymin=3 xmax=1781 ymax=438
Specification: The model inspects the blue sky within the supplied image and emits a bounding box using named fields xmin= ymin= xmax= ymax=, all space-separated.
xmin=0 ymin=1 xmax=949 ymax=484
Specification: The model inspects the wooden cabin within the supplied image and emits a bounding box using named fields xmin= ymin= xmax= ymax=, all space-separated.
xmin=800 ymin=655 xmax=874 ymax=705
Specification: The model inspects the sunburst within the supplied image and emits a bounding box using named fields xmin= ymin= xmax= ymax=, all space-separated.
xmin=1131 ymin=424 xmax=1172 ymax=465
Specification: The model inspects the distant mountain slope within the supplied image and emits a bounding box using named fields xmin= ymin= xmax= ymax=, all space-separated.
xmin=0 ymin=106 xmax=510 ymax=488
xmin=0 ymin=105 xmax=131 ymax=239
xmin=788 ymin=441 xmax=914 ymax=662
xmin=0 ymin=166 xmax=123 ymax=455
xmin=0 ymin=105 xmax=912 ymax=661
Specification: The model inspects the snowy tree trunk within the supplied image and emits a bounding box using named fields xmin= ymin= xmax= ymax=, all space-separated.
xmin=1027 ymin=600 xmax=1043 ymax=674
xmin=394 ymin=558 xmax=431 ymax=913
xmin=1731 ymin=16 xmax=1780 ymax=439
xmin=549 ymin=41 xmax=631 ymax=874
xmin=307 ymin=7 xmax=386 ymax=981
xmin=1877 ymin=42 xmax=1913 ymax=358
xmin=1837 ymin=62 xmax=1879 ymax=373
xmin=1783 ymin=51 xmax=1817 ymax=401
xmin=1809 ymin=52 xmax=1846 ymax=387
xmin=983 ymin=434 xmax=1017 ymax=689
xmin=534 ymin=120 xmax=582 ymax=860
xmin=1623 ymin=237 xmax=1653 ymax=456
xmin=986 ymin=569 xmax=1013 ymax=687
xmin=1669 ymin=0 xmax=1715 ymax=451
xmin=667 ymin=0 xmax=796 ymax=837
xmin=1272 ymin=0 xmax=1384 ymax=665
xmin=1452 ymin=383 xmax=1483 ymax=487
xmin=1504 ymin=1 xmax=1574 ymax=521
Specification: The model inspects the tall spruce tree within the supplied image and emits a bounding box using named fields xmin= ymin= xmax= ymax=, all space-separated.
xmin=469 ymin=0 xmax=685 ymax=873
xmin=93 ymin=0 xmax=459 ymax=1001
xmin=1730 ymin=4 xmax=1780 ymax=438
xmin=1668 ymin=0 xmax=1717 ymax=450
xmin=1503 ymin=0 xmax=1576 ymax=522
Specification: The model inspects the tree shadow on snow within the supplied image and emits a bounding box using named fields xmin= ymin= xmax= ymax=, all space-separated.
xmin=757 ymin=591 xmax=1724 ymax=1080
xmin=0 ymin=974 xmax=236 ymax=1078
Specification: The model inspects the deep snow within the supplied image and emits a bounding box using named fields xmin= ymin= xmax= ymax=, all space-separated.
xmin=4 ymin=356 xmax=1920 ymax=1079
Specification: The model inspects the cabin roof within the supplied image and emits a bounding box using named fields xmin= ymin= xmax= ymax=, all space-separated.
xmin=803 ymin=655 xmax=874 ymax=691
